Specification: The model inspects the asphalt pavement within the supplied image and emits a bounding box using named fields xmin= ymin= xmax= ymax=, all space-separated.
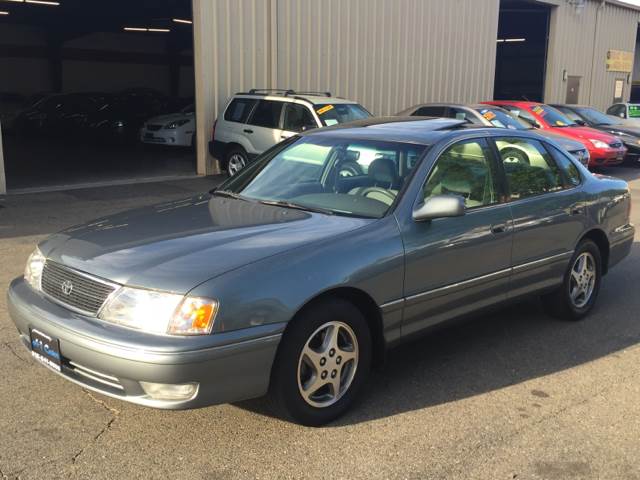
xmin=0 ymin=169 xmax=639 ymax=480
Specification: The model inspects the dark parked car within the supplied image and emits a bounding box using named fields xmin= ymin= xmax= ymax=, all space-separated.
xmin=551 ymin=104 xmax=640 ymax=156
xmin=396 ymin=103 xmax=591 ymax=167
xmin=0 ymin=92 xmax=27 ymax=132
xmin=8 ymin=118 xmax=634 ymax=425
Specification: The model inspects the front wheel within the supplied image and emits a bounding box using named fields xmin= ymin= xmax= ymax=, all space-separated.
xmin=269 ymin=299 xmax=372 ymax=426
xmin=541 ymin=239 xmax=602 ymax=320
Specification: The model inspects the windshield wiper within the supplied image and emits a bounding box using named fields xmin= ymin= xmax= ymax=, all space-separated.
xmin=209 ymin=189 xmax=250 ymax=201
xmin=257 ymin=199 xmax=335 ymax=215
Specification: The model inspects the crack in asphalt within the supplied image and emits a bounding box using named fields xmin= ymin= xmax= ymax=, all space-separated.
xmin=2 ymin=342 xmax=27 ymax=365
xmin=70 ymin=392 xmax=121 ymax=466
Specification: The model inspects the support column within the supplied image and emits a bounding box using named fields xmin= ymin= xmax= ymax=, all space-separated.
xmin=192 ymin=0 xmax=219 ymax=175
xmin=0 ymin=122 xmax=6 ymax=194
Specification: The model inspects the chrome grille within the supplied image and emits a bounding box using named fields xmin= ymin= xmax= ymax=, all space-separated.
xmin=146 ymin=124 xmax=162 ymax=131
xmin=609 ymin=140 xmax=623 ymax=148
xmin=41 ymin=261 xmax=117 ymax=316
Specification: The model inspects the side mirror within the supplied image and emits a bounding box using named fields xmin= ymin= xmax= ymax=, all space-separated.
xmin=412 ymin=194 xmax=466 ymax=222
xmin=619 ymin=113 xmax=625 ymax=119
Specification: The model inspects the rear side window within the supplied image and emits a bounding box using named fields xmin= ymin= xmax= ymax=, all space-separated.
xmin=248 ymin=100 xmax=284 ymax=128
xmin=495 ymin=137 xmax=564 ymax=200
xmin=546 ymin=144 xmax=582 ymax=187
xmin=224 ymin=98 xmax=257 ymax=123
xmin=413 ymin=106 xmax=446 ymax=117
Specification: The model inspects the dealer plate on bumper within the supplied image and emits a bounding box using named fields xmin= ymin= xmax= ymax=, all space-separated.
xmin=30 ymin=328 xmax=62 ymax=372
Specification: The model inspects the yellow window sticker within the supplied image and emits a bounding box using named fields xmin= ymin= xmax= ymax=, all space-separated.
xmin=556 ymin=120 xmax=566 ymax=126
xmin=316 ymin=105 xmax=334 ymax=115
xmin=482 ymin=111 xmax=496 ymax=121
xmin=532 ymin=106 xmax=544 ymax=115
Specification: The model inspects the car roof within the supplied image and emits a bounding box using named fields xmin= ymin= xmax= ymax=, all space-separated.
xmin=299 ymin=116 xmax=499 ymax=145
xmin=232 ymin=90 xmax=358 ymax=105
xmin=485 ymin=100 xmax=542 ymax=107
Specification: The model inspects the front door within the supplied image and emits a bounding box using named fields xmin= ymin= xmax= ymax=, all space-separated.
xmin=400 ymin=137 xmax=513 ymax=337
xmin=565 ymin=76 xmax=581 ymax=104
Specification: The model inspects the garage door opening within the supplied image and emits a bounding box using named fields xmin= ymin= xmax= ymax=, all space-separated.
xmin=494 ymin=0 xmax=550 ymax=102
xmin=0 ymin=0 xmax=195 ymax=192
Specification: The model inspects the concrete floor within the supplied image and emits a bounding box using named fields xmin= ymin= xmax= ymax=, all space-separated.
xmin=0 ymin=170 xmax=639 ymax=479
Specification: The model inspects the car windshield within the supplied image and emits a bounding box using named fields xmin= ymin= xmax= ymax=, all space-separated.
xmin=531 ymin=105 xmax=577 ymax=127
xmin=575 ymin=107 xmax=617 ymax=125
xmin=217 ymin=136 xmax=427 ymax=218
xmin=315 ymin=104 xmax=371 ymax=126
xmin=476 ymin=107 xmax=528 ymax=130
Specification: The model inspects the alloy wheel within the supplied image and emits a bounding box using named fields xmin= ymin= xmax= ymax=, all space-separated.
xmin=569 ymin=252 xmax=596 ymax=308
xmin=297 ymin=321 xmax=359 ymax=408
xmin=228 ymin=154 xmax=246 ymax=176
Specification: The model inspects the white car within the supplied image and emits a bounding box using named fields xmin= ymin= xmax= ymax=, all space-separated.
xmin=606 ymin=102 xmax=640 ymax=127
xmin=210 ymin=89 xmax=371 ymax=175
xmin=140 ymin=104 xmax=195 ymax=147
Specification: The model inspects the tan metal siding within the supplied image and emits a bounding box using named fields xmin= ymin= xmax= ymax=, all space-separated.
xmin=544 ymin=0 xmax=640 ymax=110
xmin=275 ymin=0 xmax=500 ymax=115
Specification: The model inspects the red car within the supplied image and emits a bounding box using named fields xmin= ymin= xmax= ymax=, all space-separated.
xmin=483 ymin=101 xmax=627 ymax=168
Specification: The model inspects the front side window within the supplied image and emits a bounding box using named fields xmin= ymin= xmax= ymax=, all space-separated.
xmin=315 ymin=103 xmax=371 ymax=126
xmin=220 ymin=137 xmax=427 ymax=218
xmin=495 ymin=137 xmax=564 ymax=200
xmin=423 ymin=139 xmax=501 ymax=209
xmin=283 ymin=103 xmax=317 ymax=132
xmin=248 ymin=100 xmax=284 ymax=128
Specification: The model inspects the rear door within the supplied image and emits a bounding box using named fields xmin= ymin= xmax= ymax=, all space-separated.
xmin=491 ymin=136 xmax=586 ymax=299
xmin=400 ymin=137 xmax=513 ymax=336
xmin=244 ymin=100 xmax=286 ymax=154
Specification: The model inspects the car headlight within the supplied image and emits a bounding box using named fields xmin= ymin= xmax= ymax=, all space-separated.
xmin=589 ymin=139 xmax=609 ymax=149
xmin=24 ymin=247 xmax=45 ymax=291
xmin=164 ymin=119 xmax=190 ymax=129
xmin=98 ymin=287 xmax=218 ymax=336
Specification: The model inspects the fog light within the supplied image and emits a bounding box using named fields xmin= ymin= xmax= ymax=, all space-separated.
xmin=140 ymin=381 xmax=198 ymax=401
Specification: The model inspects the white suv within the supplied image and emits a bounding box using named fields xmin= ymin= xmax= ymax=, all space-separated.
xmin=209 ymin=89 xmax=371 ymax=175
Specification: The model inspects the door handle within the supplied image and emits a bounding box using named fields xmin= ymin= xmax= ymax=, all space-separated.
xmin=490 ymin=223 xmax=508 ymax=234
xmin=243 ymin=129 xmax=253 ymax=134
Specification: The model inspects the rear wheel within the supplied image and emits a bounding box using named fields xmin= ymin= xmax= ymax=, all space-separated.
xmin=541 ymin=239 xmax=602 ymax=320
xmin=269 ymin=299 xmax=372 ymax=426
xmin=225 ymin=147 xmax=248 ymax=176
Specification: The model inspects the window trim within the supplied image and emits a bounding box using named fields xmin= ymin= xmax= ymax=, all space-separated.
xmin=246 ymin=99 xmax=286 ymax=129
xmin=543 ymin=142 xmax=584 ymax=189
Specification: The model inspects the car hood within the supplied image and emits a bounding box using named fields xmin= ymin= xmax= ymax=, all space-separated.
xmin=549 ymin=125 xmax=618 ymax=143
xmin=145 ymin=112 xmax=193 ymax=125
xmin=534 ymin=130 xmax=585 ymax=152
xmin=38 ymin=195 xmax=372 ymax=294
xmin=593 ymin=124 xmax=640 ymax=139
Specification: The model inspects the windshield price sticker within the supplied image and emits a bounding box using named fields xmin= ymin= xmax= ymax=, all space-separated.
xmin=316 ymin=105 xmax=334 ymax=115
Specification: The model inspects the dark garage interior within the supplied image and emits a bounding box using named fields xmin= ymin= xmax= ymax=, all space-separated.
xmin=0 ymin=0 xmax=195 ymax=191
xmin=494 ymin=0 xmax=550 ymax=102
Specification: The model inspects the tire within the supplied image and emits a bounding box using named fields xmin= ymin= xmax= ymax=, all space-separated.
xmin=225 ymin=147 xmax=248 ymax=176
xmin=541 ymin=239 xmax=602 ymax=321
xmin=269 ymin=298 xmax=372 ymax=426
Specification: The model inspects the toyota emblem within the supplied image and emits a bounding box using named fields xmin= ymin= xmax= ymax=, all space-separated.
xmin=61 ymin=280 xmax=74 ymax=296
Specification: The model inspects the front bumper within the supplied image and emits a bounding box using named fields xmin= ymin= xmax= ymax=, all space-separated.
xmin=589 ymin=147 xmax=627 ymax=167
xmin=7 ymin=278 xmax=283 ymax=409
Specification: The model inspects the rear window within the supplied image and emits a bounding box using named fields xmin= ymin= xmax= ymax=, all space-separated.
xmin=224 ymin=98 xmax=258 ymax=123
xmin=315 ymin=103 xmax=371 ymax=126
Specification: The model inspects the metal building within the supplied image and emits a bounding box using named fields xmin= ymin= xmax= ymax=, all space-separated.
xmin=1 ymin=0 xmax=639 ymax=194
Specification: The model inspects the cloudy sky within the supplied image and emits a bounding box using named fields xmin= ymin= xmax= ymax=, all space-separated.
xmin=619 ymin=0 xmax=640 ymax=6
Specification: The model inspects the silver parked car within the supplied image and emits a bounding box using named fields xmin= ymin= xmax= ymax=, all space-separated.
xmin=8 ymin=118 xmax=634 ymax=425
xmin=396 ymin=102 xmax=591 ymax=167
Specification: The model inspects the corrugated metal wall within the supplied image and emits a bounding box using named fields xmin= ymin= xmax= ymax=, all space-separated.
xmin=544 ymin=0 xmax=640 ymax=110
xmin=275 ymin=0 xmax=500 ymax=115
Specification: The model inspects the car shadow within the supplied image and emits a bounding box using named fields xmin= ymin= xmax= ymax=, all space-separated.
xmin=236 ymin=242 xmax=640 ymax=426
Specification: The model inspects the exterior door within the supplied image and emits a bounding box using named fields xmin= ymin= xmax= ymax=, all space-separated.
xmin=281 ymin=103 xmax=318 ymax=140
xmin=400 ymin=137 xmax=513 ymax=337
xmin=492 ymin=136 xmax=586 ymax=299
xmin=566 ymin=76 xmax=581 ymax=104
